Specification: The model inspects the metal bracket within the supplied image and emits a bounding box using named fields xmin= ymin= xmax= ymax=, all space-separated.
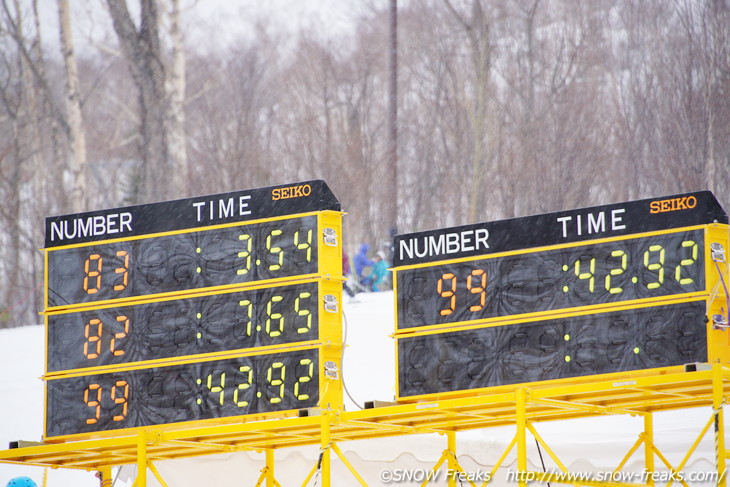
xmin=323 ymin=294 xmax=338 ymax=313
xmin=324 ymin=361 xmax=339 ymax=380
xmin=712 ymin=313 xmax=729 ymax=330
xmin=323 ymin=228 xmax=338 ymax=247
xmin=711 ymin=242 xmax=726 ymax=262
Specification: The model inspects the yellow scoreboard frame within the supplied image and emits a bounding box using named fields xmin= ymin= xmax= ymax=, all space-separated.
xmin=41 ymin=181 xmax=344 ymax=442
xmin=392 ymin=191 xmax=730 ymax=402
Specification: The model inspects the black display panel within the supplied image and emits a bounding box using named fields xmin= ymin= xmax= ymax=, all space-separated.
xmin=397 ymin=301 xmax=707 ymax=398
xmin=45 ymin=180 xmax=340 ymax=247
xmin=397 ymin=229 xmax=704 ymax=329
xmin=47 ymin=282 xmax=319 ymax=372
xmin=45 ymin=348 xmax=320 ymax=438
xmin=48 ymin=215 xmax=317 ymax=308
xmin=394 ymin=190 xmax=726 ymax=266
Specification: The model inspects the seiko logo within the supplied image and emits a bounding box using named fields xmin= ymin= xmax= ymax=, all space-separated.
xmin=272 ymin=184 xmax=312 ymax=200
xmin=649 ymin=196 xmax=697 ymax=214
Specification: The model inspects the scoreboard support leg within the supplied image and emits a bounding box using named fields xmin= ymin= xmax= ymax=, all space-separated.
xmin=96 ymin=465 xmax=112 ymax=487
xmin=516 ymin=388 xmax=528 ymax=487
xmin=254 ymin=450 xmax=279 ymax=487
xmin=446 ymin=431 xmax=457 ymax=487
xmin=714 ymin=364 xmax=728 ymax=487
xmin=137 ymin=431 xmax=147 ymax=487
xmin=320 ymin=410 xmax=332 ymax=487
xmin=265 ymin=449 xmax=276 ymax=487
xmin=644 ymin=413 xmax=655 ymax=487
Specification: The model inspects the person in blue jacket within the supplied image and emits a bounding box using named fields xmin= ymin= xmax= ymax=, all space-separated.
xmin=363 ymin=251 xmax=389 ymax=292
xmin=353 ymin=243 xmax=373 ymax=283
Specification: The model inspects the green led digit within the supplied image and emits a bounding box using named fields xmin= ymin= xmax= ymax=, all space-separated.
xmin=294 ymin=228 xmax=313 ymax=262
xmin=206 ymin=371 xmax=226 ymax=406
xmin=574 ymin=256 xmax=596 ymax=292
xmin=644 ymin=244 xmax=665 ymax=289
xmin=294 ymin=358 xmax=314 ymax=400
xmin=604 ymin=249 xmax=627 ymax=294
xmin=239 ymin=299 xmax=253 ymax=337
xmin=266 ymin=229 xmax=284 ymax=271
xmin=233 ymin=365 xmax=252 ymax=407
xmin=675 ymin=240 xmax=698 ymax=285
xmin=266 ymin=295 xmax=284 ymax=337
xmin=266 ymin=362 xmax=286 ymax=404
xmin=236 ymin=233 xmax=252 ymax=275
xmin=295 ymin=291 xmax=312 ymax=334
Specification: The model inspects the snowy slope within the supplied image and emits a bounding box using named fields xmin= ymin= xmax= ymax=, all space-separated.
xmin=0 ymin=291 xmax=722 ymax=486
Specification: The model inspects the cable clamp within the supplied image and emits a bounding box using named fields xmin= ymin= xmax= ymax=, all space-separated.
xmin=712 ymin=313 xmax=729 ymax=330
xmin=711 ymin=242 xmax=726 ymax=262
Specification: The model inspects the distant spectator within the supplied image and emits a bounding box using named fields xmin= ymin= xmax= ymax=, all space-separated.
xmin=342 ymin=251 xmax=355 ymax=297
xmin=363 ymin=251 xmax=389 ymax=292
xmin=343 ymin=251 xmax=351 ymax=277
xmin=353 ymin=243 xmax=373 ymax=282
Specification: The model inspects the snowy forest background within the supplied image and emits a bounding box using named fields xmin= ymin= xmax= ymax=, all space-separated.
xmin=1 ymin=0 xmax=729 ymax=327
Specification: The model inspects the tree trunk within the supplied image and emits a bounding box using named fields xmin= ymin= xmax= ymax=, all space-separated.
xmin=167 ymin=0 xmax=188 ymax=194
xmin=58 ymin=0 xmax=88 ymax=213
xmin=106 ymin=0 xmax=171 ymax=203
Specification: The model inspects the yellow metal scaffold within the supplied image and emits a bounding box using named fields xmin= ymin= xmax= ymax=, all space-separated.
xmin=1 ymin=363 xmax=729 ymax=486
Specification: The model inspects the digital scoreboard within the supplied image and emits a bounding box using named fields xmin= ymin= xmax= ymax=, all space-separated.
xmin=43 ymin=181 xmax=344 ymax=440
xmin=393 ymin=191 xmax=730 ymax=400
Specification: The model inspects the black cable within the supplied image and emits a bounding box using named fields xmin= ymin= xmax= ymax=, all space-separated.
xmin=713 ymin=259 xmax=730 ymax=303
xmin=535 ymin=438 xmax=551 ymax=487
xmin=341 ymin=309 xmax=364 ymax=410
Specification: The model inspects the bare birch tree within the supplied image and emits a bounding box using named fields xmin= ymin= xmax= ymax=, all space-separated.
xmin=442 ymin=0 xmax=494 ymax=223
xmin=166 ymin=0 xmax=187 ymax=194
xmin=106 ymin=0 xmax=187 ymax=203
xmin=58 ymin=0 xmax=88 ymax=212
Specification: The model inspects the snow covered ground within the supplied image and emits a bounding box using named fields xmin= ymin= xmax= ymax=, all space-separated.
xmin=0 ymin=291 xmax=723 ymax=486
